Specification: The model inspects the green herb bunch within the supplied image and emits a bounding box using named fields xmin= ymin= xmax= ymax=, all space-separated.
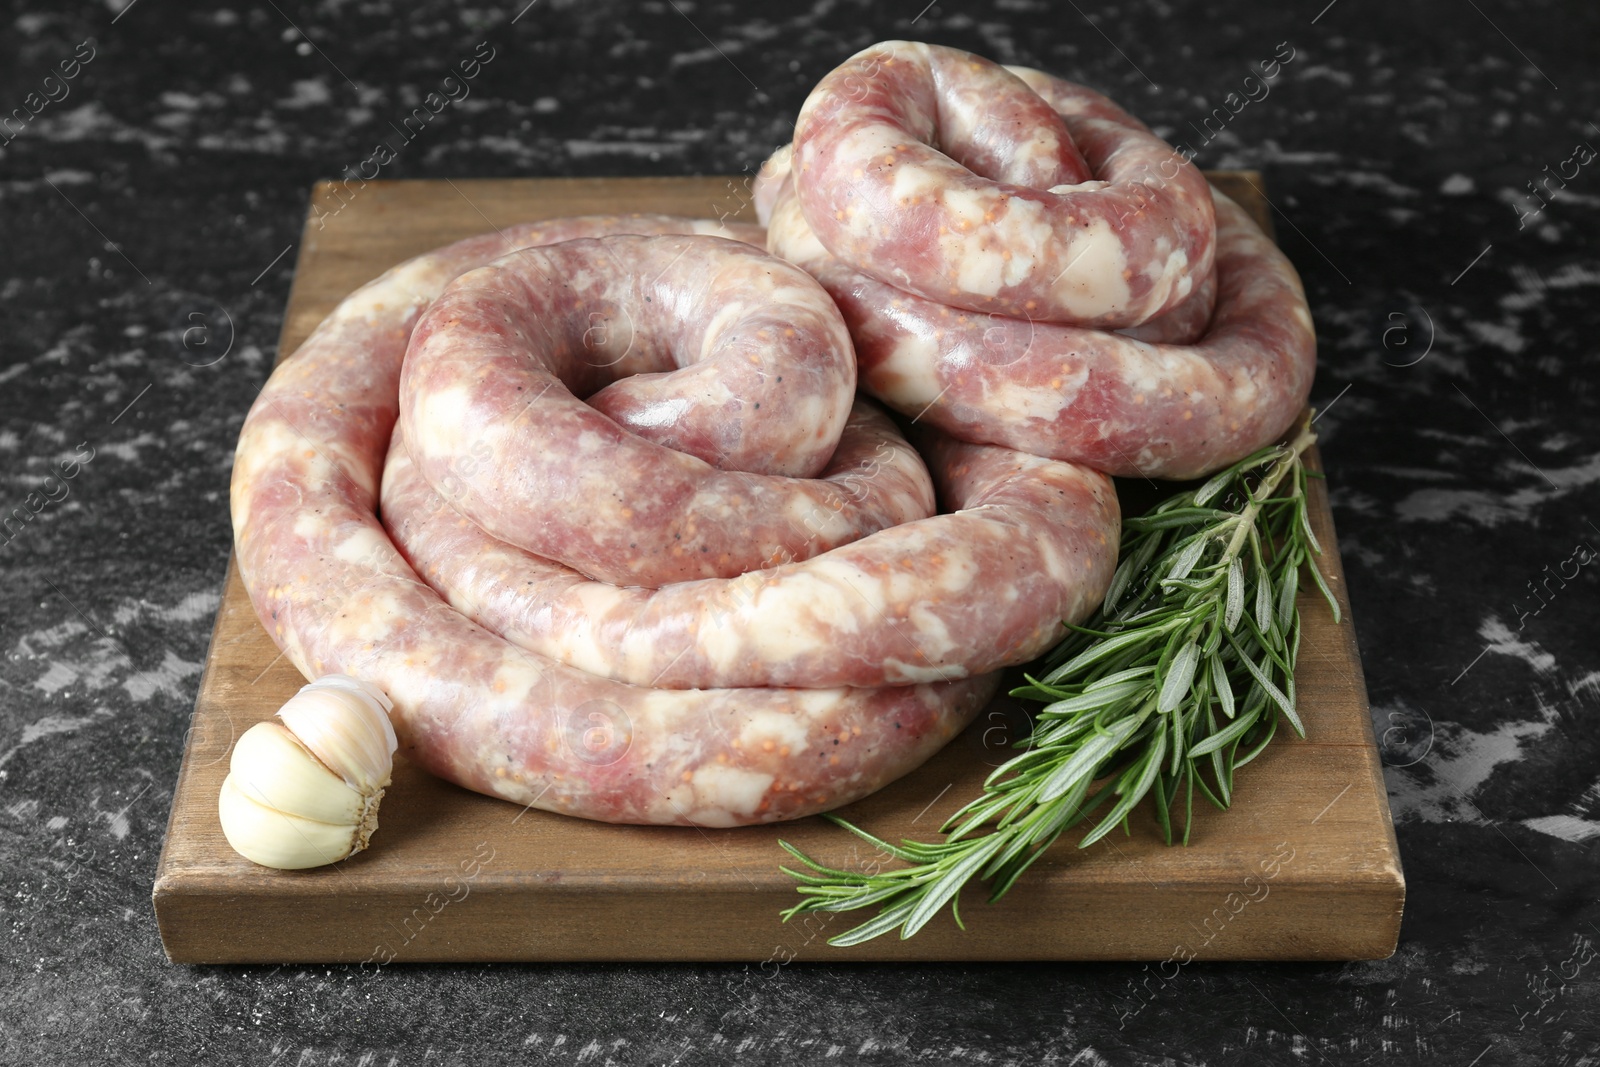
xmin=778 ymin=418 xmax=1339 ymax=946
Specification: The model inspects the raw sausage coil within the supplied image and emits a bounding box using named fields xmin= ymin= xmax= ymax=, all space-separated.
xmin=232 ymin=213 xmax=1119 ymax=826
xmin=763 ymin=49 xmax=1315 ymax=479
xmin=232 ymin=215 xmax=1000 ymax=827
xmin=789 ymin=41 xmax=1216 ymax=329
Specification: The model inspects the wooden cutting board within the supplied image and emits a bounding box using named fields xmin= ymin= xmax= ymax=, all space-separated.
xmin=152 ymin=173 xmax=1404 ymax=964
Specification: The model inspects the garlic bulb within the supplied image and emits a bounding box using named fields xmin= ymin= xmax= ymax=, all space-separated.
xmin=218 ymin=674 xmax=398 ymax=870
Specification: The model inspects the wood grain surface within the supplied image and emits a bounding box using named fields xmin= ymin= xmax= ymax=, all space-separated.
xmin=151 ymin=173 xmax=1404 ymax=964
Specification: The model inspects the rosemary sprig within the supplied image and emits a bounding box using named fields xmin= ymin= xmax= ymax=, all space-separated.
xmin=777 ymin=417 xmax=1339 ymax=946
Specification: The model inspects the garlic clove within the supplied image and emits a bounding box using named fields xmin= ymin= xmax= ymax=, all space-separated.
xmin=217 ymin=673 xmax=397 ymax=870
xmin=219 ymin=772 xmax=369 ymax=870
xmin=275 ymin=674 xmax=397 ymax=795
xmin=228 ymin=721 xmax=366 ymax=827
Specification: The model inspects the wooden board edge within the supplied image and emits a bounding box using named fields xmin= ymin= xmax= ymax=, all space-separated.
xmin=153 ymin=877 xmax=1404 ymax=965
xmin=156 ymin=197 xmax=344 ymax=956
xmin=1301 ymin=445 xmax=1407 ymax=949
xmin=277 ymin=196 xmax=338 ymax=367
xmin=151 ymin=556 xmax=243 ymax=961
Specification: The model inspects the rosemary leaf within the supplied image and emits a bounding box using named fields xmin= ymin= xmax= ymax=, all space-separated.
xmin=1224 ymin=558 xmax=1247 ymax=632
xmin=1157 ymin=641 xmax=1201 ymax=713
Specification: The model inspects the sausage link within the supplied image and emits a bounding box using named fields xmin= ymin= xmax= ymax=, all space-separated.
xmin=791 ymin=41 xmax=1214 ymax=328
xmin=231 ymin=214 xmax=996 ymax=827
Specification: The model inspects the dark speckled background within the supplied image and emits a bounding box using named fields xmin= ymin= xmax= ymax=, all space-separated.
xmin=2 ymin=0 xmax=1597 ymax=1063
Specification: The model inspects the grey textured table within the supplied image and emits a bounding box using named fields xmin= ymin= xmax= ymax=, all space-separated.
xmin=1 ymin=0 xmax=1596 ymax=1063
